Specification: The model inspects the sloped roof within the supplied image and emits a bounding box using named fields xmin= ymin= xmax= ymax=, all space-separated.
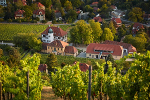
xmin=41 ymin=26 xmax=68 ymax=37
xmin=47 ymin=40 xmax=68 ymax=48
xmin=38 ymin=64 xmax=47 ymax=72
xmin=102 ymin=40 xmax=137 ymax=53
xmin=33 ymin=9 xmax=45 ymax=15
xmin=79 ymin=63 xmax=89 ymax=72
xmin=93 ymin=17 xmax=102 ymax=22
xmin=86 ymin=43 xmax=123 ymax=56
xmin=132 ymin=23 xmax=144 ymax=34
xmin=91 ymin=2 xmax=98 ymax=5
xmin=64 ymin=46 xmax=78 ymax=54
xmin=110 ymin=5 xmax=117 ymax=9
xmin=42 ymin=42 xmax=49 ymax=50
xmin=15 ymin=10 xmax=25 ymax=15
xmin=36 ymin=2 xmax=45 ymax=7
xmin=111 ymin=18 xmax=122 ymax=23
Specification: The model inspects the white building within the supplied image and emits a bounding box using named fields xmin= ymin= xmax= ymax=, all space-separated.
xmin=41 ymin=26 xmax=68 ymax=43
xmin=0 ymin=0 xmax=7 ymax=7
xmin=33 ymin=9 xmax=45 ymax=21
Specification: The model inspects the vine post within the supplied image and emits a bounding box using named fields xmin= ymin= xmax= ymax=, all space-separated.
xmin=27 ymin=69 xmax=29 ymax=98
xmin=88 ymin=66 xmax=92 ymax=100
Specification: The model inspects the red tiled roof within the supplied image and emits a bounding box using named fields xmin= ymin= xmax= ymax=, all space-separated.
xmin=132 ymin=23 xmax=144 ymax=34
xmin=55 ymin=10 xmax=60 ymax=13
xmin=48 ymin=40 xmax=68 ymax=48
xmin=38 ymin=64 xmax=47 ymax=72
xmin=15 ymin=10 xmax=25 ymax=15
xmin=91 ymin=2 xmax=98 ymax=5
xmin=102 ymin=40 xmax=137 ymax=53
xmin=79 ymin=63 xmax=89 ymax=72
xmin=36 ymin=2 xmax=45 ymax=7
xmin=93 ymin=17 xmax=102 ymax=22
xmin=111 ymin=18 xmax=122 ymax=23
xmin=76 ymin=10 xmax=80 ymax=14
xmin=41 ymin=26 xmax=68 ymax=37
xmin=86 ymin=43 xmax=123 ymax=56
xmin=64 ymin=46 xmax=78 ymax=54
xmin=110 ymin=5 xmax=116 ymax=9
xmin=33 ymin=9 xmax=45 ymax=15
xmin=42 ymin=42 xmax=49 ymax=50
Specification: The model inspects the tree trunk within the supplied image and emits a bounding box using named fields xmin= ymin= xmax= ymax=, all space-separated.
xmin=2 ymin=93 xmax=5 ymax=100
xmin=7 ymin=92 xmax=9 ymax=100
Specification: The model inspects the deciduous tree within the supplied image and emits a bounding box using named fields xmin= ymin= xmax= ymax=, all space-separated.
xmin=64 ymin=1 xmax=73 ymax=12
xmin=102 ymin=28 xmax=114 ymax=41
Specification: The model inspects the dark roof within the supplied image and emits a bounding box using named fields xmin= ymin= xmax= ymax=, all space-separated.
xmin=47 ymin=40 xmax=68 ymax=48
xmin=33 ymin=9 xmax=45 ymax=15
xmin=64 ymin=46 xmax=78 ymax=54
xmin=41 ymin=26 xmax=68 ymax=37
xmin=86 ymin=43 xmax=123 ymax=56
xmin=132 ymin=23 xmax=144 ymax=34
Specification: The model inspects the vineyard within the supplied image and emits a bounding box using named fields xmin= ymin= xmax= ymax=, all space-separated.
xmin=0 ymin=54 xmax=44 ymax=100
xmin=0 ymin=24 xmax=72 ymax=42
xmin=51 ymin=52 xmax=150 ymax=100
xmin=0 ymin=24 xmax=48 ymax=41
xmin=41 ymin=54 xmax=105 ymax=69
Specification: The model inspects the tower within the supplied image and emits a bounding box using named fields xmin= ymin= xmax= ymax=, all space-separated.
xmin=48 ymin=28 xmax=54 ymax=43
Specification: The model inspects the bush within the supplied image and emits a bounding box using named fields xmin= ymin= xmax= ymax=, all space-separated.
xmin=42 ymin=20 xmax=48 ymax=23
xmin=31 ymin=20 xmax=37 ymax=23
xmin=17 ymin=19 xmax=21 ymax=23
xmin=36 ymin=17 xmax=40 ymax=21
xmin=0 ymin=18 xmax=4 ymax=22
xmin=7 ymin=19 xmax=12 ymax=23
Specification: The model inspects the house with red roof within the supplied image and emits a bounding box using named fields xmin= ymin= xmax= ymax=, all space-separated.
xmin=86 ymin=43 xmax=123 ymax=60
xmin=110 ymin=5 xmax=117 ymax=11
xmin=102 ymin=40 xmax=137 ymax=55
xmin=90 ymin=2 xmax=98 ymax=7
xmin=33 ymin=9 xmax=45 ymax=21
xmin=14 ymin=10 xmax=25 ymax=19
xmin=46 ymin=40 xmax=69 ymax=55
xmin=64 ymin=46 xmax=78 ymax=57
xmin=111 ymin=18 xmax=122 ymax=29
xmin=36 ymin=2 xmax=45 ymax=10
xmin=41 ymin=26 xmax=68 ymax=43
xmin=93 ymin=16 xmax=102 ymax=23
xmin=132 ymin=23 xmax=144 ymax=35
xmin=38 ymin=64 xmax=48 ymax=74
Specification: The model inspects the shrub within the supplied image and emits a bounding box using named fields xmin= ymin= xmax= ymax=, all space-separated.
xmin=36 ymin=17 xmax=40 ymax=21
xmin=42 ymin=20 xmax=48 ymax=23
xmin=17 ymin=19 xmax=21 ymax=23
xmin=7 ymin=19 xmax=12 ymax=23
xmin=31 ymin=20 xmax=37 ymax=23
xmin=0 ymin=18 xmax=4 ymax=22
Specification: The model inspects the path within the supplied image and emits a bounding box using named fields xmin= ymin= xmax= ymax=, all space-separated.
xmin=41 ymin=86 xmax=63 ymax=100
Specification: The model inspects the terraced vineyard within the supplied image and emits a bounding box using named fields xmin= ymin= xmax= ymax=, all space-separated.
xmin=0 ymin=24 xmax=48 ymax=41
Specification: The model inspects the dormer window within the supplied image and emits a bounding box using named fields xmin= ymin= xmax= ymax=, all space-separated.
xmin=39 ymin=11 xmax=42 ymax=14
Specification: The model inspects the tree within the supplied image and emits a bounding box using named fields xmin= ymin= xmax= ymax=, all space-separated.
xmin=60 ymin=7 xmax=65 ymax=18
xmin=0 ymin=6 xmax=5 ymax=18
xmin=128 ymin=7 xmax=144 ymax=22
xmin=53 ymin=0 xmax=62 ymax=9
xmin=70 ymin=0 xmax=82 ymax=8
xmin=23 ymin=6 xmax=33 ymax=19
xmin=117 ymin=24 xmax=127 ymax=41
xmin=45 ymin=8 xmax=52 ymax=20
xmin=89 ymin=20 xmax=103 ymax=42
xmin=102 ymin=28 xmax=114 ymax=41
xmin=100 ymin=4 xmax=110 ymax=18
xmin=70 ymin=20 xmax=93 ymax=45
xmin=84 ymin=5 xmax=93 ymax=13
xmin=45 ymin=53 xmax=57 ymax=73
xmin=109 ymin=21 xmax=116 ymax=35
xmin=7 ymin=47 xmax=21 ymax=68
xmin=66 ymin=9 xmax=77 ymax=23
xmin=51 ymin=9 xmax=56 ymax=23
xmin=60 ymin=0 xmax=68 ymax=7
xmin=64 ymin=1 xmax=73 ymax=12
xmin=106 ymin=54 xmax=115 ymax=67
xmin=15 ymin=0 xmax=23 ymax=9
xmin=42 ymin=0 xmax=52 ymax=8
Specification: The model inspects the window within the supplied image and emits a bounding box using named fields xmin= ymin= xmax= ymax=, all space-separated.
xmin=61 ymin=48 xmax=62 ymax=50
xmin=54 ymin=48 xmax=56 ymax=51
xmin=58 ymin=48 xmax=59 ymax=50
xmin=92 ymin=55 xmax=94 ymax=58
xmin=96 ymin=55 xmax=98 ymax=58
xmin=58 ymin=37 xmax=60 ymax=39
xmin=89 ymin=54 xmax=91 ymax=56
xmin=48 ymin=47 xmax=49 ymax=49
xmin=43 ymin=35 xmax=45 ymax=37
